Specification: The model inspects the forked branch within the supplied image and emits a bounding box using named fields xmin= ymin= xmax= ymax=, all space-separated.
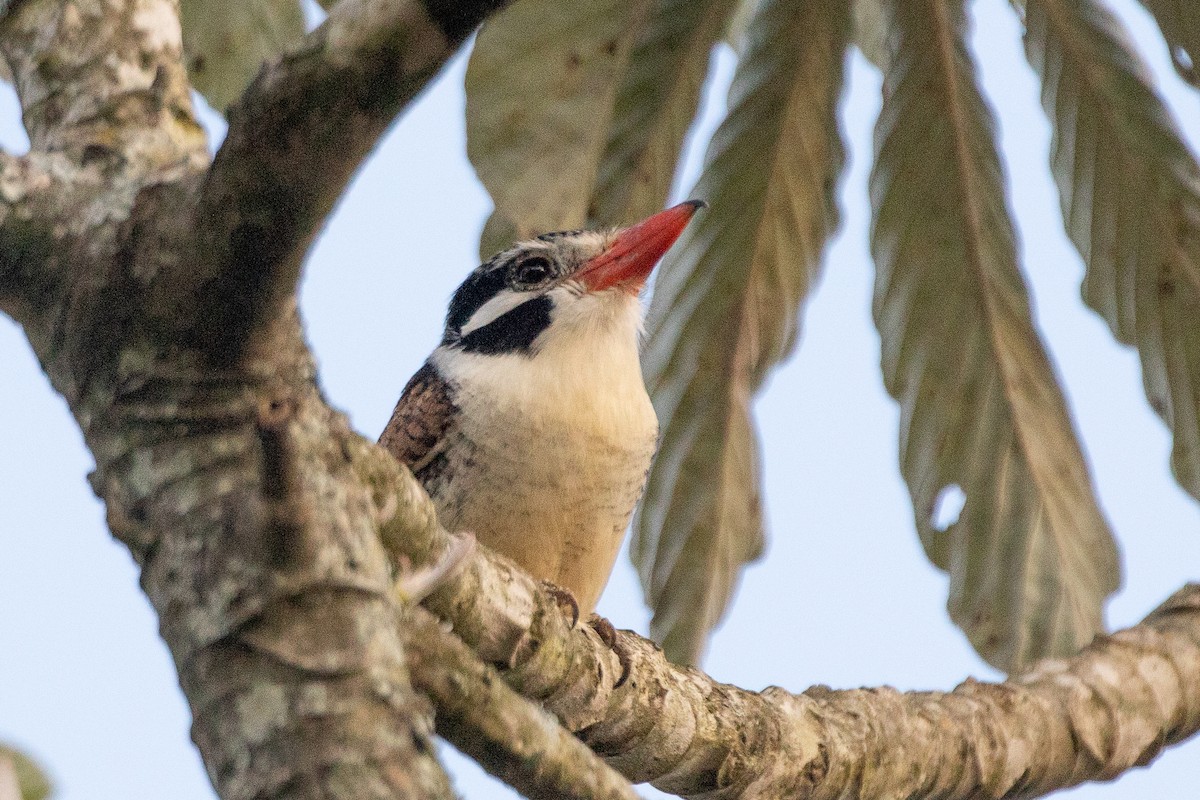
xmin=0 ymin=2 xmax=512 ymax=799
xmin=188 ymin=0 xmax=512 ymax=365
xmin=403 ymin=605 xmax=640 ymax=800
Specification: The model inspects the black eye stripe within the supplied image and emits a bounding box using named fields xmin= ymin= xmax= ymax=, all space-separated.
xmin=444 ymin=237 xmax=569 ymax=345
xmin=445 ymin=264 xmax=507 ymax=338
xmin=457 ymin=294 xmax=553 ymax=355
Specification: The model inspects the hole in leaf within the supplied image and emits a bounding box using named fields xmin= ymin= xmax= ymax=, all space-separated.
xmin=931 ymin=484 xmax=966 ymax=532
xmin=1172 ymin=46 xmax=1194 ymax=73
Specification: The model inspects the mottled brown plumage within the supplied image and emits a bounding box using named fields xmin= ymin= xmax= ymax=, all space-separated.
xmin=380 ymin=361 xmax=457 ymax=475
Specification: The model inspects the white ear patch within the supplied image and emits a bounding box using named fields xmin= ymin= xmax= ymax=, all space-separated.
xmin=459 ymin=288 xmax=533 ymax=337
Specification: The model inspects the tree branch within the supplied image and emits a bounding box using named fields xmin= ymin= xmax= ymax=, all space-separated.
xmin=91 ymin=361 xmax=457 ymax=800
xmin=358 ymin=441 xmax=1200 ymax=799
xmin=187 ymin=0 xmax=512 ymax=366
xmin=403 ymin=605 xmax=641 ymax=800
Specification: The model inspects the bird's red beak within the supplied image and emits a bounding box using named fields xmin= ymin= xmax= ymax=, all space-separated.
xmin=575 ymin=200 xmax=705 ymax=293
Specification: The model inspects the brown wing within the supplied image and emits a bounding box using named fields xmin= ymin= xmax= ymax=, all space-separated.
xmin=379 ymin=360 xmax=457 ymax=474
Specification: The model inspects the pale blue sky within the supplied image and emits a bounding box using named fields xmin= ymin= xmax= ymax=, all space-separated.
xmin=2 ymin=1 xmax=1198 ymax=798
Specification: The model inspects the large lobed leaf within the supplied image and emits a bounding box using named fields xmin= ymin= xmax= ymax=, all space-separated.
xmin=1025 ymin=0 xmax=1200 ymax=501
xmin=180 ymin=0 xmax=307 ymax=113
xmin=634 ymin=0 xmax=850 ymax=666
xmin=467 ymin=0 xmax=739 ymax=257
xmin=465 ymin=0 xmax=652 ymax=256
xmin=1135 ymin=0 xmax=1200 ymax=87
xmin=588 ymin=0 xmax=741 ymax=228
xmin=871 ymin=0 xmax=1119 ymax=672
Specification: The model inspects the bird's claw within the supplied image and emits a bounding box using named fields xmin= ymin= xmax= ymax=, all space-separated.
xmin=540 ymin=580 xmax=580 ymax=629
xmin=588 ymin=613 xmax=632 ymax=688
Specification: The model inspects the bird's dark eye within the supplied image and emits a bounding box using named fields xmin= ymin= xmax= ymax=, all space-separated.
xmin=512 ymin=256 xmax=554 ymax=288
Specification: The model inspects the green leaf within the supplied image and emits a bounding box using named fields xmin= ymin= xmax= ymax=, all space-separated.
xmin=465 ymin=0 xmax=652 ymax=250
xmin=181 ymin=0 xmax=307 ymax=113
xmin=589 ymin=0 xmax=740 ymax=227
xmin=1025 ymin=0 xmax=1200 ymax=502
xmin=1135 ymin=0 xmax=1200 ymax=87
xmin=634 ymin=0 xmax=850 ymax=666
xmin=0 ymin=744 xmax=51 ymax=800
xmin=871 ymin=0 xmax=1119 ymax=672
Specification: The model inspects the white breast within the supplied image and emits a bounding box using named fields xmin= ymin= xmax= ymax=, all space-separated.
xmin=429 ymin=291 xmax=657 ymax=613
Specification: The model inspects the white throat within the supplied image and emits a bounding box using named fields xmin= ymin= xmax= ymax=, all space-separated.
xmin=426 ymin=288 xmax=658 ymax=615
xmin=434 ymin=290 xmax=651 ymax=434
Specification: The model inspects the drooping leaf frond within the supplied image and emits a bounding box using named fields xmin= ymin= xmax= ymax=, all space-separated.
xmin=464 ymin=0 xmax=652 ymax=255
xmin=589 ymin=0 xmax=740 ymax=228
xmin=1135 ymin=0 xmax=1200 ymax=87
xmin=854 ymin=0 xmax=889 ymax=68
xmin=0 ymin=744 xmax=51 ymax=800
xmin=635 ymin=0 xmax=850 ymax=666
xmin=1025 ymin=0 xmax=1200 ymax=501
xmin=871 ymin=0 xmax=1119 ymax=672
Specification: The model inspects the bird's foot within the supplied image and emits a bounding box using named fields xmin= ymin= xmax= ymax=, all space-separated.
xmin=588 ymin=613 xmax=632 ymax=689
xmin=540 ymin=580 xmax=580 ymax=629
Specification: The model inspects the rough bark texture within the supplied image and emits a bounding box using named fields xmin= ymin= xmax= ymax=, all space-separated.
xmin=187 ymin=0 xmax=503 ymax=365
xmin=0 ymin=1 xmax=508 ymax=799
xmin=403 ymin=606 xmax=640 ymax=800
xmin=2 ymin=1 xmax=1200 ymax=800
xmin=360 ymin=442 xmax=1200 ymax=800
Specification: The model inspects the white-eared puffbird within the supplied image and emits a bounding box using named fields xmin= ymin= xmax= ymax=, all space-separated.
xmin=380 ymin=200 xmax=704 ymax=618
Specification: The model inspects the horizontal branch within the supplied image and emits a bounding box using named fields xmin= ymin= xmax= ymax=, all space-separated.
xmin=187 ymin=0 xmax=512 ymax=366
xmin=354 ymin=439 xmax=1200 ymax=799
xmin=402 ymin=605 xmax=640 ymax=800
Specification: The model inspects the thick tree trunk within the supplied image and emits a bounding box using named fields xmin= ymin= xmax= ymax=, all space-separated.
xmin=0 ymin=1 xmax=496 ymax=798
